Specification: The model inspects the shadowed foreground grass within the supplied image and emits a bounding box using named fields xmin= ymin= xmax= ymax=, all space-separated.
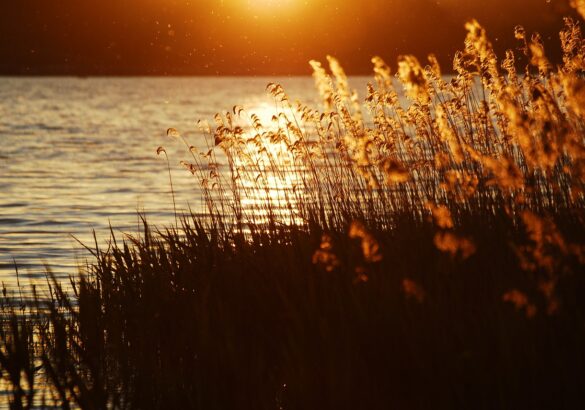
xmin=1 ymin=209 xmax=585 ymax=409
xmin=2 ymin=6 xmax=585 ymax=409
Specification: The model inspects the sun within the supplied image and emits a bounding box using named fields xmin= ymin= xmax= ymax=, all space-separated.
xmin=227 ymin=0 xmax=305 ymax=21
xmin=246 ymin=0 xmax=296 ymax=7
xmin=243 ymin=0 xmax=300 ymax=13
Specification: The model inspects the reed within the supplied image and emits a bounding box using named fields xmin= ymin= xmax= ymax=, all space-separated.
xmin=2 ymin=10 xmax=585 ymax=409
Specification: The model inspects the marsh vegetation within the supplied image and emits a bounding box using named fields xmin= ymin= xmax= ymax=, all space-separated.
xmin=2 ymin=8 xmax=585 ymax=409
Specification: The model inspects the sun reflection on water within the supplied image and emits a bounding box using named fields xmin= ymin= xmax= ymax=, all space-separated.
xmin=226 ymin=101 xmax=307 ymax=226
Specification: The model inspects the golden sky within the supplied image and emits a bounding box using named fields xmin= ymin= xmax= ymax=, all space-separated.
xmin=0 ymin=0 xmax=577 ymax=75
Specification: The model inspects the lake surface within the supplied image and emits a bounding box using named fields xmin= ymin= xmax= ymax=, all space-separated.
xmin=0 ymin=76 xmax=374 ymax=295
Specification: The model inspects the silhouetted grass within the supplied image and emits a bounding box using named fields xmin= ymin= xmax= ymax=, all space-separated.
xmin=2 ymin=209 xmax=584 ymax=409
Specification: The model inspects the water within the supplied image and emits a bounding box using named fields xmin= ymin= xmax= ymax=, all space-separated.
xmin=1 ymin=76 xmax=371 ymax=295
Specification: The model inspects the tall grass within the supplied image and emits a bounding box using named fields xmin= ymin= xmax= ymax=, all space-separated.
xmin=2 ymin=12 xmax=585 ymax=410
xmin=172 ymin=18 xmax=584 ymax=231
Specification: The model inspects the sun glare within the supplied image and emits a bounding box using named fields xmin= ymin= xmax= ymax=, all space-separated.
xmin=247 ymin=0 xmax=296 ymax=7
xmin=243 ymin=0 xmax=300 ymax=14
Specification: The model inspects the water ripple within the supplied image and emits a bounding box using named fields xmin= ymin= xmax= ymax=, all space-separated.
xmin=0 ymin=76 xmax=368 ymax=295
